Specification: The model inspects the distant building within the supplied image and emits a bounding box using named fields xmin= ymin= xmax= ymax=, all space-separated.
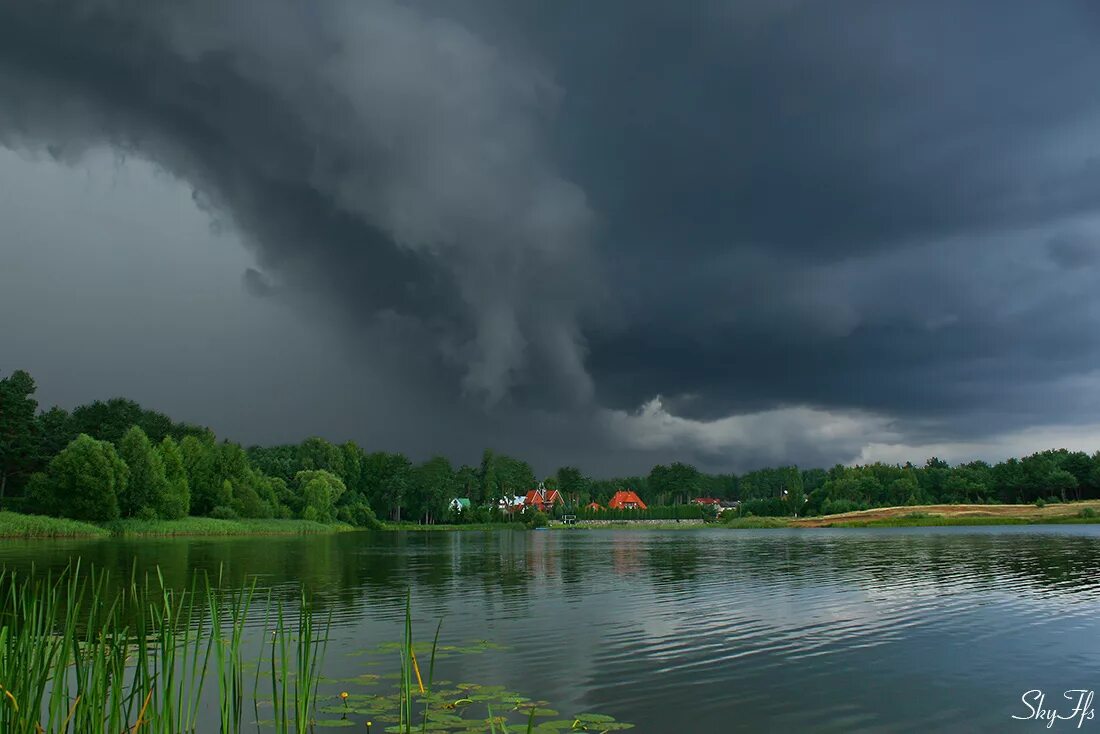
xmin=449 ymin=498 xmax=471 ymax=513
xmin=585 ymin=502 xmax=604 ymax=511
xmin=608 ymin=490 xmax=647 ymax=510
xmin=524 ymin=481 xmax=565 ymax=513
xmin=691 ymin=497 xmax=722 ymax=508
xmin=497 ymin=495 xmax=526 ymax=513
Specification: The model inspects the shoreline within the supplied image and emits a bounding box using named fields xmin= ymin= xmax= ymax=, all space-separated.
xmin=0 ymin=511 xmax=356 ymax=539
xmin=6 ymin=501 xmax=1100 ymax=539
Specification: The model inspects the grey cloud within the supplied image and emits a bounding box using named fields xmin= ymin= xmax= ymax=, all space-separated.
xmin=1048 ymin=234 xmax=1100 ymax=269
xmin=0 ymin=0 xmax=594 ymax=409
xmin=5 ymin=0 xmax=1100 ymax=474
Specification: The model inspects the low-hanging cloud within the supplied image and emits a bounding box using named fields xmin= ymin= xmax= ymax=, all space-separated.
xmin=0 ymin=0 xmax=595 ymax=408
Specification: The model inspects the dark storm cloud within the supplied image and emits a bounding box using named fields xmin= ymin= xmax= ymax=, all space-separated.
xmin=0 ymin=0 xmax=596 ymax=410
xmin=4 ymin=0 xmax=1100 ymax=472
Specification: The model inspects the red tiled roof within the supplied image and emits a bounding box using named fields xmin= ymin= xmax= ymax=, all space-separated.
xmin=692 ymin=497 xmax=722 ymax=505
xmin=524 ymin=488 xmax=565 ymax=510
xmin=608 ymin=490 xmax=647 ymax=510
xmin=585 ymin=502 xmax=604 ymax=511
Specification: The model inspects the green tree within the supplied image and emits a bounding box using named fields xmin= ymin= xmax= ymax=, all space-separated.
xmin=0 ymin=369 xmax=40 ymax=503
xmin=36 ymin=407 xmax=75 ymax=464
xmin=180 ymin=433 xmax=222 ymax=514
xmin=479 ymin=449 xmax=499 ymax=503
xmin=156 ymin=437 xmax=190 ymax=519
xmin=410 ymin=456 xmax=455 ymax=524
xmin=297 ymin=437 xmax=344 ymax=477
xmin=295 ymin=469 xmax=345 ymax=522
xmin=556 ymin=466 xmax=589 ymax=504
xmin=28 ymin=434 xmax=126 ymax=521
xmin=1047 ymin=469 xmax=1078 ymax=503
xmin=117 ymin=425 xmax=168 ymax=518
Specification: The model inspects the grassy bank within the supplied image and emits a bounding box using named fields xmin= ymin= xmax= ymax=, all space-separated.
xmin=788 ymin=500 xmax=1100 ymax=528
xmin=0 ymin=511 xmax=110 ymax=539
xmin=0 ymin=511 xmax=354 ymax=539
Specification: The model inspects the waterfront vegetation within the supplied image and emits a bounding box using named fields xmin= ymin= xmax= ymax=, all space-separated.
xmin=7 ymin=368 xmax=1100 ymax=535
xmin=0 ymin=564 xmax=633 ymax=732
xmin=0 ymin=512 xmax=354 ymax=539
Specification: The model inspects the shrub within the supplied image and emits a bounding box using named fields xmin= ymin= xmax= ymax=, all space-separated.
xmin=209 ymin=505 xmax=239 ymax=520
xmin=1078 ymin=508 xmax=1098 ymax=519
xmin=1034 ymin=498 xmax=1046 ymax=509
xmin=525 ymin=510 xmax=549 ymax=528
xmin=28 ymin=434 xmax=127 ymax=521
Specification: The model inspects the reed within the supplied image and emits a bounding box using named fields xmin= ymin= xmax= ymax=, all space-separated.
xmin=0 ymin=563 xmax=329 ymax=733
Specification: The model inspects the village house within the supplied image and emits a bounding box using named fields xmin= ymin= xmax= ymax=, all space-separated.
xmin=524 ymin=481 xmax=565 ymax=513
xmin=497 ymin=495 xmax=526 ymax=513
xmin=608 ymin=490 xmax=647 ymax=510
xmin=449 ymin=497 xmax=471 ymax=513
xmin=691 ymin=497 xmax=722 ymax=509
xmin=585 ymin=502 xmax=604 ymax=511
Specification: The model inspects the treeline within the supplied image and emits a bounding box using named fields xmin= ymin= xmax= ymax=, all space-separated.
xmin=5 ymin=369 xmax=1100 ymax=525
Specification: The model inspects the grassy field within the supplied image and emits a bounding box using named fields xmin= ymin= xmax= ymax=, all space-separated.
xmin=0 ymin=512 xmax=355 ymax=539
xmin=788 ymin=500 xmax=1100 ymax=528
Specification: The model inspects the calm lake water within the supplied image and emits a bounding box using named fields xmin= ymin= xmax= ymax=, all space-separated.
xmin=3 ymin=526 xmax=1100 ymax=732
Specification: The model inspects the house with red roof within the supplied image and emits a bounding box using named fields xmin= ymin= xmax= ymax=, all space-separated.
xmin=608 ymin=490 xmax=647 ymax=510
xmin=585 ymin=502 xmax=604 ymax=511
xmin=691 ymin=497 xmax=722 ymax=508
xmin=524 ymin=482 xmax=565 ymax=513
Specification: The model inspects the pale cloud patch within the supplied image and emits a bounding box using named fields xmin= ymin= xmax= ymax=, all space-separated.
xmin=858 ymin=423 xmax=1100 ymax=467
xmin=602 ymin=396 xmax=900 ymax=468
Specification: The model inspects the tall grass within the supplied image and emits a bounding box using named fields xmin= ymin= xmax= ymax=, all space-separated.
xmin=0 ymin=564 xmax=329 ymax=733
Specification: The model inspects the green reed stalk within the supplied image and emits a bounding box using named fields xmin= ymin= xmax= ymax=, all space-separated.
xmin=1 ymin=563 xmax=334 ymax=734
xmin=207 ymin=568 xmax=257 ymax=733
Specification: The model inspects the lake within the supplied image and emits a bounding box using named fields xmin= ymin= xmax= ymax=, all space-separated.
xmin=2 ymin=526 xmax=1099 ymax=732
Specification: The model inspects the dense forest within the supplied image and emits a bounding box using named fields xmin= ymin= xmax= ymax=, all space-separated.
xmin=3 ymin=368 xmax=1100 ymax=525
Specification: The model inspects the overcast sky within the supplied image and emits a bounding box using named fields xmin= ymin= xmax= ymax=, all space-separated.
xmin=4 ymin=1 xmax=1100 ymax=477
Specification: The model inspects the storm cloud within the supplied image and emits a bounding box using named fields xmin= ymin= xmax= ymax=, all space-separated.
xmin=3 ymin=0 xmax=1100 ymax=474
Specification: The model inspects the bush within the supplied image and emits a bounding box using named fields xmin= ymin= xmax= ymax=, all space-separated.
xmin=1078 ymin=508 xmax=1098 ymax=519
xmin=525 ymin=510 xmax=549 ymax=528
xmin=209 ymin=505 xmax=239 ymax=520
xmin=1034 ymin=498 xmax=1046 ymax=509
xmin=28 ymin=434 xmax=127 ymax=521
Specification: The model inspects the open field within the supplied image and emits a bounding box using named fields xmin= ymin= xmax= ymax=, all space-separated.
xmin=790 ymin=500 xmax=1100 ymax=527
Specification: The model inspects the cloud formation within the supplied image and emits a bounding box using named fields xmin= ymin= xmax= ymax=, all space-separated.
xmin=4 ymin=1 xmax=1100 ymax=473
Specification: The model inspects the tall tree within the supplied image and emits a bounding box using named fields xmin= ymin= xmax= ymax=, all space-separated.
xmin=156 ymin=437 xmax=190 ymax=519
xmin=180 ymin=433 xmax=224 ymax=514
xmin=0 ymin=369 xmax=39 ymax=502
xmin=117 ymin=425 xmax=168 ymax=518
xmin=479 ymin=449 xmax=499 ymax=503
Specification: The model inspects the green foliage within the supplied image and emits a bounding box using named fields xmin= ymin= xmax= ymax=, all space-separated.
xmin=180 ymin=433 xmax=220 ymax=514
xmin=210 ymin=504 xmax=240 ymax=520
xmin=28 ymin=434 xmax=127 ymax=521
xmin=117 ymin=425 xmax=168 ymax=518
xmin=525 ymin=510 xmax=549 ymax=528
xmin=157 ymin=437 xmax=191 ymax=519
xmin=296 ymin=469 xmax=346 ymax=523
xmin=0 ymin=369 xmax=40 ymax=500
xmin=0 ymin=510 xmax=109 ymax=538
xmin=13 ymin=365 xmax=1100 ymax=529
